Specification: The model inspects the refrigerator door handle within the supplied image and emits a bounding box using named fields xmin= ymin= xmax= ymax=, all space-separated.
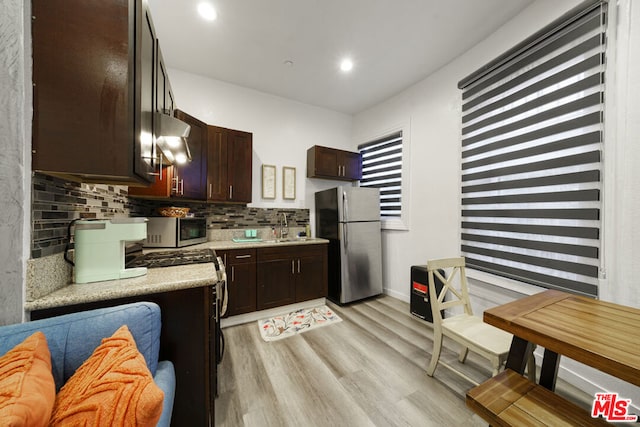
xmin=342 ymin=189 xmax=348 ymax=223
xmin=344 ymin=222 xmax=348 ymax=249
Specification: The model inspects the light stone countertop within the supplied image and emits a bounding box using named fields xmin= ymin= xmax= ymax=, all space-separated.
xmin=24 ymin=263 xmax=216 ymax=312
xmin=189 ymin=237 xmax=329 ymax=251
xmin=25 ymin=238 xmax=329 ymax=313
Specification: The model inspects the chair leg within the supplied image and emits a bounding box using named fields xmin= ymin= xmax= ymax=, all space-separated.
xmin=458 ymin=346 xmax=469 ymax=363
xmin=427 ymin=331 xmax=443 ymax=376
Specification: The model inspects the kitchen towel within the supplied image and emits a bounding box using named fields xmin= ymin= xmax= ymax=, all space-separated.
xmin=258 ymin=306 xmax=341 ymax=342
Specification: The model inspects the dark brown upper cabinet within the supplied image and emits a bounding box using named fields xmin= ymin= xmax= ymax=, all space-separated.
xmin=307 ymin=145 xmax=362 ymax=181
xmin=156 ymin=44 xmax=175 ymax=117
xmin=207 ymin=126 xmax=253 ymax=203
xmin=172 ymin=110 xmax=208 ymax=200
xmin=130 ymin=118 xmax=253 ymax=203
xmin=129 ymin=110 xmax=209 ymax=200
xmin=31 ymin=0 xmax=159 ymax=186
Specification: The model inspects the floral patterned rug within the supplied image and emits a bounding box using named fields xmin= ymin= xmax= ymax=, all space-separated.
xmin=258 ymin=305 xmax=342 ymax=342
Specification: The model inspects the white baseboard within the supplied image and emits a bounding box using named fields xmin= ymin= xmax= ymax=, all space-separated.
xmin=220 ymin=298 xmax=326 ymax=328
xmin=384 ymin=287 xmax=410 ymax=303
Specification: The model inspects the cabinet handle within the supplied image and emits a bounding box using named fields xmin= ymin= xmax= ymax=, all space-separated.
xmin=229 ymin=185 xmax=233 ymax=199
xmin=235 ymin=254 xmax=252 ymax=259
xmin=297 ymin=259 xmax=300 ymax=274
xmin=171 ymin=176 xmax=179 ymax=194
xmin=209 ymin=183 xmax=212 ymax=198
xmin=291 ymin=260 xmax=295 ymax=274
xmin=180 ymin=179 xmax=184 ymax=195
xmin=231 ymin=266 xmax=235 ymax=282
xmin=338 ymin=165 xmax=341 ymax=176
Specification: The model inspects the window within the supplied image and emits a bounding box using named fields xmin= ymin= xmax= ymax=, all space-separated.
xmin=458 ymin=1 xmax=606 ymax=297
xmin=359 ymin=130 xmax=407 ymax=229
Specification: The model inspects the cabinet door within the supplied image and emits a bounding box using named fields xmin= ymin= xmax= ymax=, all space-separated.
xmin=341 ymin=151 xmax=363 ymax=180
xmin=156 ymin=44 xmax=175 ymax=116
xmin=314 ymin=146 xmax=340 ymax=177
xmin=31 ymin=0 xmax=154 ymax=185
xmin=295 ymin=245 xmax=328 ymax=302
xmin=138 ymin=2 xmax=157 ymax=181
xmin=174 ymin=110 xmax=207 ymax=200
xmin=227 ymin=130 xmax=253 ymax=203
xmin=156 ymin=44 xmax=169 ymax=114
xmin=220 ymin=249 xmax=257 ymax=316
xmin=227 ymin=262 xmax=257 ymax=316
xmin=128 ymin=164 xmax=173 ymax=197
xmin=257 ymin=248 xmax=295 ymax=310
xmin=207 ymin=126 xmax=229 ymax=201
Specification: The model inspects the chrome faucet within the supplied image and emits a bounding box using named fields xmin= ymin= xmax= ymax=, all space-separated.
xmin=279 ymin=213 xmax=288 ymax=240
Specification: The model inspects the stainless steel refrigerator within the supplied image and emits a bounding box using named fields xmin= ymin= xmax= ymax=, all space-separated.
xmin=315 ymin=186 xmax=383 ymax=304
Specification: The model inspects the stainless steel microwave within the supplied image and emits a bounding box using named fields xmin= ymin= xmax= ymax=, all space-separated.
xmin=144 ymin=217 xmax=207 ymax=248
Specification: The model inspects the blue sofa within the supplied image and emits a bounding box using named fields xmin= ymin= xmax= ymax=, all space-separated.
xmin=0 ymin=302 xmax=175 ymax=427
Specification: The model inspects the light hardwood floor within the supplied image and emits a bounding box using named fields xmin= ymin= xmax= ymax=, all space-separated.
xmin=214 ymin=295 xmax=587 ymax=426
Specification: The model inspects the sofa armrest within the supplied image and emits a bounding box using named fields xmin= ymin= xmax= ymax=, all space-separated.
xmin=154 ymin=360 xmax=176 ymax=427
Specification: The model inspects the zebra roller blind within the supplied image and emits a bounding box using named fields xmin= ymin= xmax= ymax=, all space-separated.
xmin=359 ymin=131 xmax=403 ymax=218
xmin=459 ymin=1 xmax=606 ymax=297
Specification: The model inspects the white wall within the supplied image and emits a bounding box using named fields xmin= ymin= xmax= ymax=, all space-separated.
xmin=602 ymin=0 xmax=640 ymax=307
xmin=167 ymin=69 xmax=354 ymax=230
xmin=353 ymin=0 xmax=640 ymax=407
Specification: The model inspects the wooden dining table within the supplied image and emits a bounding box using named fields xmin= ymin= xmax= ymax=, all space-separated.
xmin=483 ymin=289 xmax=640 ymax=391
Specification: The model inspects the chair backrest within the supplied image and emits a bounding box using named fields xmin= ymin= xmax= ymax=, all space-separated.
xmin=427 ymin=257 xmax=473 ymax=325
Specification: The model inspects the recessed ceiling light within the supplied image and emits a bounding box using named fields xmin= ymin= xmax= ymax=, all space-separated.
xmin=198 ymin=2 xmax=217 ymax=21
xmin=340 ymin=58 xmax=354 ymax=73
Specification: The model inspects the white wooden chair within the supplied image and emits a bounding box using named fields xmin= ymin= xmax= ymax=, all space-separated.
xmin=425 ymin=257 xmax=534 ymax=383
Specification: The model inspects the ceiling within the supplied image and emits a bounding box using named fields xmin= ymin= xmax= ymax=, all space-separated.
xmin=147 ymin=0 xmax=535 ymax=115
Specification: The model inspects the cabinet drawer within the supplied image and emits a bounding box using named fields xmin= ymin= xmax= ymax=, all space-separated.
xmin=257 ymin=244 xmax=324 ymax=262
xmin=220 ymin=248 xmax=256 ymax=265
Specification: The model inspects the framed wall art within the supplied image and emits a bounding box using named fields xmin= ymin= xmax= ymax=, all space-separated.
xmin=262 ymin=164 xmax=276 ymax=199
xmin=283 ymin=166 xmax=296 ymax=200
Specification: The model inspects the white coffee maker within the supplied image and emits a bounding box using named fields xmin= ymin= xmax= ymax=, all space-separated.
xmin=73 ymin=218 xmax=148 ymax=284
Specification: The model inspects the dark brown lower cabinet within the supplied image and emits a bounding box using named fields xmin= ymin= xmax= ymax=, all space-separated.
xmin=257 ymin=247 xmax=297 ymax=310
xmin=296 ymin=246 xmax=328 ymax=302
xmin=218 ymin=249 xmax=257 ymax=316
xmin=257 ymin=244 xmax=328 ymax=310
xmin=30 ymin=286 xmax=216 ymax=427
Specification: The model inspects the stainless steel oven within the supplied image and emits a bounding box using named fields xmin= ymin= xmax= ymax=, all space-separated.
xmin=144 ymin=217 xmax=207 ymax=248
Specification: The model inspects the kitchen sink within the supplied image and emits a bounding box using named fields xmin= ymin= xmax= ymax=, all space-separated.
xmin=232 ymin=237 xmax=312 ymax=244
xmin=260 ymin=237 xmax=311 ymax=244
xmin=262 ymin=238 xmax=291 ymax=243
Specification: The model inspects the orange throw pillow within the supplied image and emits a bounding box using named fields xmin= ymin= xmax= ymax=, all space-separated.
xmin=0 ymin=331 xmax=56 ymax=427
xmin=50 ymin=325 xmax=164 ymax=427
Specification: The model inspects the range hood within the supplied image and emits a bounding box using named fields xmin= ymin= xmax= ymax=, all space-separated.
xmin=155 ymin=112 xmax=191 ymax=164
